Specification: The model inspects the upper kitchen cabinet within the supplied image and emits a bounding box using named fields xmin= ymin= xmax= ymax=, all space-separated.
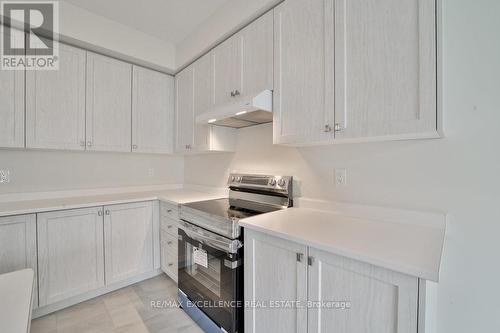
xmin=175 ymin=66 xmax=195 ymax=153
xmin=274 ymin=0 xmax=438 ymax=145
xmin=334 ymin=0 xmax=437 ymax=141
xmin=273 ymin=0 xmax=335 ymax=145
xmin=240 ymin=10 xmax=274 ymax=96
xmin=212 ymin=10 xmax=273 ymax=105
xmin=193 ymin=52 xmax=237 ymax=152
xmin=26 ymin=43 xmax=86 ymax=150
xmin=175 ymin=59 xmax=236 ymax=154
xmin=193 ymin=52 xmax=213 ymax=151
xmin=86 ymin=52 xmax=132 ymax=152
xmin=0 ymin=29 xmax=25 ymax=149
xmin=132 ymin=66 xmax=174 ymax=154
xmin=212 ymin=32 xmax=242 ymax=106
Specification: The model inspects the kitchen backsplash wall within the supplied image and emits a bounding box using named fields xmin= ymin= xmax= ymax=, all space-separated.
xmin=0 ymin=150 xmax=184 ymax=194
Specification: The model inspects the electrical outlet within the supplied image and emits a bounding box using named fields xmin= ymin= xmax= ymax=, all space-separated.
xmin=0 ymin=170 xmax=10 ymax=184
xmin=335 ymin=168 xmax=347 ymax=187
xmin=148 ymin=168 xmax=155 ymax=177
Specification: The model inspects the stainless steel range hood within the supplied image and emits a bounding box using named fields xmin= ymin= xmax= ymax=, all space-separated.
xmin=196 ymin=90 xmax=272 ymax=128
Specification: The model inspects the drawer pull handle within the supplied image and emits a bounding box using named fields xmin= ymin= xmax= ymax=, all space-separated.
xmin=168 ymin=263 xmax=173 ymax=267
xmin=167 ymin=241 xmax=172 ymax=245
xmin=167 ymin=209 xmax=172 ymax=213
xmin=167 ymin=225 xmax=172 ymax=229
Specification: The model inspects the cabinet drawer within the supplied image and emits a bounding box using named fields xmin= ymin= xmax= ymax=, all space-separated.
xmin=161 ymin=230 xmax=178 ymax=255
xmin=160 ymin=201 xmax=179 ymax=220
xmin=161 ymin=242 xmax=178 ymax=281
xmin=161 ymin=216 xmax=178 ymax=236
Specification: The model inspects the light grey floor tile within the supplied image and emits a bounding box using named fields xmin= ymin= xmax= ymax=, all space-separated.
xmin=31 ymin=274 xmax=202 ymax=333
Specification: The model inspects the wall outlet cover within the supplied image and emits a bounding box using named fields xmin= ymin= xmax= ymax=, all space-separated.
xmin=0 ymin=170 xmax=10 ymax=184
xmin=335 ymin=168 xmax=347 ymax=187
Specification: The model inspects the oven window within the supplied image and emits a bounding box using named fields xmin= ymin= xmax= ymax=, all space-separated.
xmin=184 ymin=242 xmax=222 ymax=297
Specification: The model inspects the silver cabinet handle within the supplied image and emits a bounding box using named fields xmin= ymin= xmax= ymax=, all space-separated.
xmin=230 ymin=91 xmax=235 ymax=97
xmin=167 ymin=241 xmax=172 ymax=245
xmin=87 ymin=141 xmax=93 ymax=147
xmin=324 ymin=124 xmax=332 ymax=133
xmin=98 ymin=210 xmax=103 ymax=216
xmin=233 ymin=90 xmax=240 ymax=96
xmin=308 ymin=256 xmax=315 ymax=266
xmin=132 ymin=144 xmax=138 ymax=150
xmin=167 ymin=209 xmax=172 ymax=213
xmin=105 ymin=210 xmax=110 ymax=215
xmin=334 ymin=123 xmax=343 ymax=132
xmin=80 ymin=141 xmax=86 ymax=147
xmin=168 ymin=263 xmax=173 ymax=267
xmin=167 ymin=225 xmax=172 ymax=229
xmin=296 ymin=253 xmax=304 ymax=262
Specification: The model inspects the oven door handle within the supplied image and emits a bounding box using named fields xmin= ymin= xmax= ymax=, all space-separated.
xmin=179 ymin=220 xmax=242 ymax=254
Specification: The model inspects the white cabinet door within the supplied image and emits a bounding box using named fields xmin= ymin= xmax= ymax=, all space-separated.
xmin=37 ymin=207 xmax=105 ymax=306
xmin=308 ymin=248 xmax=418 ymax=333
xmin=334 ymin=0 xmax=437 ymax=140
xmin=26 ymin=43 xmax=86 ymax=150
xmin=132 ymin=66 xmax=174 ymax=154
xmin=0 ymin=215 xmax=38 ymax=308
xmin=244 ymin=230 xmax=308 ymax=333
xmin=241 ymin=10 xmax=274 ymax=95
xmin=175 ymin=67 xmax=194 ymax=153
xmin=86 ymin=52 xmax=132 ymax=152
xmin=0 ymin=30 xmax=24 ymax=148
xmin=104 ymin=201 xmax=155 ymax=284
xmin=193 ymin=52 xmax=212 ymax=151
xmin=212 ymin=35 xmax=242 ymax=105
xmin=273 ymin=0 xmax=335 ymax=145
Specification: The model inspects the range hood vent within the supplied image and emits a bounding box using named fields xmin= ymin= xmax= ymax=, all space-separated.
xmin=196 ymin=90 xmax=272 ymax=129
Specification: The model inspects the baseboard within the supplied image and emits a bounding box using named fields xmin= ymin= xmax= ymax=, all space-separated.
xmin=32 ymin=269 xmax=164 ymax=319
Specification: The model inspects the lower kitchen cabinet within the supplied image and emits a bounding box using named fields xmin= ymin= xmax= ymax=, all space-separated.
xmin=0 ymin=214 xmax=38 ymax=308
xmin=244 ymin=230 xmax=308 ymax=333
xmin=160 ymin=201 xmax=179 ymax=282
xmin=37 ymin=207 xmax=105 ymax=307
xmin=245 ymin=230 xmax=420 ymax=333
xmin=308 ymin=248 xmax=418 ymax=333
xmin=104 ymin=201 xmax=156 ymax=284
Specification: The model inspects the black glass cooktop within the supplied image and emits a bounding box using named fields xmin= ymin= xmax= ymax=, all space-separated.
xmin=183 ymin=198 xmax=281 ymax=220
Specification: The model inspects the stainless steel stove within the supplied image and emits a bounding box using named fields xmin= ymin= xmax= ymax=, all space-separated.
xmin=177 ymin=174 xmax=293 ymax=333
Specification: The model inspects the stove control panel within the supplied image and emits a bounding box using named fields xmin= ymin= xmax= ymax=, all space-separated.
xmin=227 ymin=174 xmax=292 ymax=194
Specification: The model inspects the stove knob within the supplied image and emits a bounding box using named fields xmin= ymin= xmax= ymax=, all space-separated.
xmin=278 ymin=179 xmax=286 ymax=187
xmin=269 ymin=178 xmax=277 ymax=186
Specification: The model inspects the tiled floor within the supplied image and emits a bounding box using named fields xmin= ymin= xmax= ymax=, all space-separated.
xmin=30 ymin=275 xmax=203 ymax=333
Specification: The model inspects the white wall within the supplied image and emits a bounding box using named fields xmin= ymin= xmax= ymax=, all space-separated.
xmin=176 ymin=0 xmax=280 ymax=68
xmin=58 ymin=2 xmax=176 ymax=72
xmin=184 ymin=0 xmax=500 ymax=331
xmin=0 ymin=150 xmax=183 ymax=194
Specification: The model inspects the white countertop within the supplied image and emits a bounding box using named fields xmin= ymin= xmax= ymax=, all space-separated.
xmin=0 ymin=188 xmax=225 ymax=217
xmin=0 ymin=269 xmax=34 ymax=333
xmin=239 ymin=207 xmax=445 ymax=282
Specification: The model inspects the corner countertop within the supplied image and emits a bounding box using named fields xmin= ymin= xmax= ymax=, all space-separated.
xmin=0 ymin=188 xmax=225 ymax=218
xmin=0 ymin=269 xmax=34 ymax=333
xmin=239 ymin=207 xmax=445 ymax=282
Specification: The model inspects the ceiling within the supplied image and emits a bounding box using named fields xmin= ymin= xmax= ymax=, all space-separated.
xmin=61 ymin=0 xmax=230 ymax=44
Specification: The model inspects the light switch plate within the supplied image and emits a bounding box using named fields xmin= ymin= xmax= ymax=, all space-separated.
xmin=335 ymin=168 xmax=347 ymax=187
xmin=0 ymin=170 xmax=10 ymax=184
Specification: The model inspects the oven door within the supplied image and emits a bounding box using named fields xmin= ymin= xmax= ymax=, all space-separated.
xmin=178 ymin=220 xmax=243 ymax=333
